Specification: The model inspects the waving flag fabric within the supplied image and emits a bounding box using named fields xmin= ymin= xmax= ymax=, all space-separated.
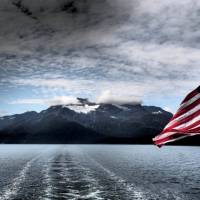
xmin=153 ymin=85 xmax=200 ymax=146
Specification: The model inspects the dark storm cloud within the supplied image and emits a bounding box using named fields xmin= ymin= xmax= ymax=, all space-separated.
xmin=0 ymin=0 xmax=133 ymax=37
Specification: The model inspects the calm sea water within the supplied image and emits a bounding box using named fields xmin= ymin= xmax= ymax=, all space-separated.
xmin=0 ymin=145 xmax=199 ymax=200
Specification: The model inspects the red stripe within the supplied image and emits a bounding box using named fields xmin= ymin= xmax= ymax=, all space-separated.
xmin=168 ymin=121 xmax=200 ymax=133
xmin=162 ymin=109 xmax=200 ymax=133
xmin=154 ymin=133 xmax=199 ymax=146
xmin=187 ymin=127 xmax=200 ymax=133
xmin=177 ymin=120 xmax=200 ymax=132
xmin=154 ymin=136 xmax=172 ymax=145
xmin=153 ymin=132 xmax=188 ymax=145
xmin=156 ymin=120 xmax=200 ymax=141
xmin=153 ymin=85 xmax=200 ymax=146
xmin=171 ymin=98 xmax=200 ymax=120
xmin=180 ymin=88 xmax=199 ymax=105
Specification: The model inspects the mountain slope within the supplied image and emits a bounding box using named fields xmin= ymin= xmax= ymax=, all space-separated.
xmin=0 ymin=98 xmax=174 ymax=144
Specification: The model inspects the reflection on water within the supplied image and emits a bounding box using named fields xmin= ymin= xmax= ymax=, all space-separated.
xmin=0 ymin=145 xmax=199 ymax=200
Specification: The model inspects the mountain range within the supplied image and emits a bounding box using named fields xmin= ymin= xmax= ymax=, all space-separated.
xmin=0 ymin=98 xmax=199 ymax=145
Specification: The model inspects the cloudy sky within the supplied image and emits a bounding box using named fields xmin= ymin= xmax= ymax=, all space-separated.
xmin=0 ymin=0 xmax=199 ymax=116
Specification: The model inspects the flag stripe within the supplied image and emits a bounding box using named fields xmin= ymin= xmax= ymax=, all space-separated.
xmin=174 ymin=115 xmax=200 ymax=130
xmin=153 ymin=85 xmax=200 ymax=146
xmin=154 ymin=137 xmax=172 ymax=146
xmin=165 ymin=104 xmax=200 ymax=128
xmin=163 ymin=110 xmax=200 ymax=132
xmin=154 ymin=131 xmax=199 ymax=145
xmin=153 ymin=131 xmax=178 ymax=141
xmin=155 ymin=118 xmax=200 ymax=141
xmin=188 ymin=126 xmax=200 ymax=133
xmin=176 ymin=119 xmax=200 ymax=131
xmin=181 ymin=86 xmax=199 ymax=104
xmin=179 ymin=93 xmax=200 ymax=110
xmin=188 ymin=123 xmax=200 ymax=130
xmin=171 ymin=98 xmax=200 ymax=120
xmin=154 ymin=135 xmax=190 ymax=146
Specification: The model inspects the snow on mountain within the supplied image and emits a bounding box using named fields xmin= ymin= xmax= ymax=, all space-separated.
xmin=113 ymin=104 xmax=130 ymax=111
xmin=110 ymin=115 xmax=118 ymax=119
xmin=152 ymin=111 xmax=163 ymax=115
xmin=63 ymin=104 xmax=99 ymax=114
xmin=61 ymin=97 xmax=99 ymax=114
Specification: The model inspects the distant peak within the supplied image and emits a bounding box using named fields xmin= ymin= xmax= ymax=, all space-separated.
xmin=76 ymin=97 xmax=96 ymax=106
xmin=77 ymin=97 xmax=89 ymax=104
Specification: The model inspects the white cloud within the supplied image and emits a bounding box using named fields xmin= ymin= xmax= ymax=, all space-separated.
xmin=10 ymin=91 xmax=142 ymax=107
xmin=46 ymin=96 xmax=79 ymax=106
xmin=12 ymin=78 xmax=199 ymax=101
xmin=96 ymin=90 xmax=142 ymax=105
xmin=1 ymin=0 xmax=200 ymax=113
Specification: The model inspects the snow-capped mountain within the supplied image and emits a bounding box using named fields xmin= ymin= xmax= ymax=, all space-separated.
xmin=0 ymin=97 xmax=175 ymax=144
xmin=62 ymin=98 xmax=99 ymax=114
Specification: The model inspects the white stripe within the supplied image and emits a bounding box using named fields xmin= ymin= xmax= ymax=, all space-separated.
xmin=153 ymin=131 xmax=177 ymax=141
xmin=156 ymin=116 xmax=200 ymax=141
xmin=156 ymin=132 xmax=200 ymax=145
xmin=156 ymin=135 xmax=189 ymax=145
xmin=179 ymin=93 xmax=200 ymax=110
xmin=187 ymin=124 xmax=200 ymax=131
xmin=165 ymin=104 xmax=200 ymax=129
xmin=189 ymin=132 xmax=200 ymax=136
xmin=174 ymin=115 xmax=200 ymax=129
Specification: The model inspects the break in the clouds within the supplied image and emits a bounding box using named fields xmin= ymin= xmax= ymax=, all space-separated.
xmin=0 ymin=0 xmax=199 ymax=114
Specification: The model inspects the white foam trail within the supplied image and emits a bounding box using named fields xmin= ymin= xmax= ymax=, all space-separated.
xmin=64 ymin=153 xmax=104 ymax=200
xmin=86 ymin=155 xmax=146 ymax=200
xmin=0 ymin=156 xmax=39 ymax=200
xmin=41 ymin=158 xmax=54 ymax=200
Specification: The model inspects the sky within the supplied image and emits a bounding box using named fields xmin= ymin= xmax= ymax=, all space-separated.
xmin=0 ymin=0 xmax=199 ymax=116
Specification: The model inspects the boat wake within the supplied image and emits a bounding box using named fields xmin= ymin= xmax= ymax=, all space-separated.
xmin=0 ymin=155 xmax=40 ymax=200
xmin=40 ymin=150 xmax=103 ymax=200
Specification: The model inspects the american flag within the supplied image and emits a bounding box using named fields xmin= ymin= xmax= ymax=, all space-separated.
xmin=153 ymin=85 xmax=200 ymax=147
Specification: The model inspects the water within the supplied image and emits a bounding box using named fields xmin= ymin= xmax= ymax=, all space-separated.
xmin=0 ymin=145 xmax=199 ymax=200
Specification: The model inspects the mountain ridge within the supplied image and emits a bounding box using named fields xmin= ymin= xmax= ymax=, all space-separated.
xmin=0 ymin=98 xmax=199 ymax=145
